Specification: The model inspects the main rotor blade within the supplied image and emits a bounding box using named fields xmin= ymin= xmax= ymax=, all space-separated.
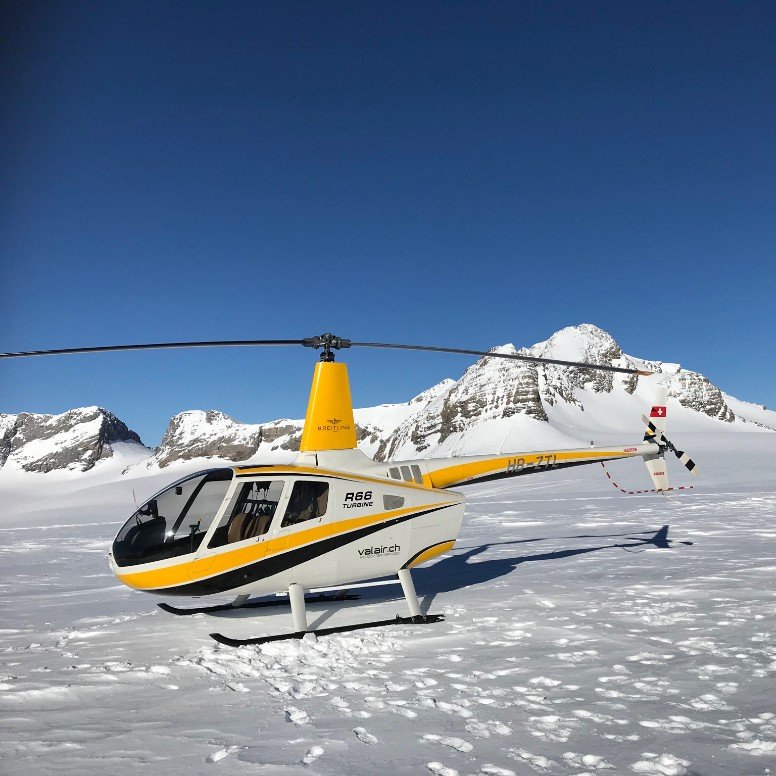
xmin=350 ymin=341 xmax=652 ymax=376
xmin=0 ymin=333 xmax=653 ymax=376
xmin=0 ymin=339 xmax=305 ymax=359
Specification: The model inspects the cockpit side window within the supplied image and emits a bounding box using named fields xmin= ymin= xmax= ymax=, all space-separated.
xmin=281 ymin=481 xmax=328 ymax=528
xmin=209 ymin=480 xmax=284 ymax=548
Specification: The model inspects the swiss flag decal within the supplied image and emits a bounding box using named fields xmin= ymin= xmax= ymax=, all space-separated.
xmin=650 ymin=406 xmax=667 ymax=418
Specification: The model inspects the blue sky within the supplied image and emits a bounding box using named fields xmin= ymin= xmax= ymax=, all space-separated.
xmin=2 ymin=1 xmax=775 ymax=446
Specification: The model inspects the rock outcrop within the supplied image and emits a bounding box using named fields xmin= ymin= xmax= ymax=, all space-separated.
xmin=0 ymin=407 xmax=144 ymax=473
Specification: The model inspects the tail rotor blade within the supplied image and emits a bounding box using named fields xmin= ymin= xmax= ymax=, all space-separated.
xmin=641 ymin=415 xmax=699 ymax=477
xmin=665 ymin=441 xmax=701 ymax=477
xmin=640 ymin=415 xmax=664 ymax=445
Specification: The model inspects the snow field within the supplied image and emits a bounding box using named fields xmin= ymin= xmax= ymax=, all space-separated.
xmin=0 ymin=434 xmax=774 ymax=774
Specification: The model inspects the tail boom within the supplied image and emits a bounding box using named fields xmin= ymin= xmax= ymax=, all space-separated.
xmin=411 ymin=443 xmax=660 ymax=490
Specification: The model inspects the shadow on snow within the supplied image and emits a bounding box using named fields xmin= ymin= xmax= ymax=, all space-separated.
xmin=413 ymin=525 xmax=692 ymax=610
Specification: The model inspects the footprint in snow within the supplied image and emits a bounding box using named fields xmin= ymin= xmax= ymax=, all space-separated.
xmin=639 ymin=716 xmax=706 ymax=734
xmin=386 ymin=681 xmax=410 ymax=691
xmin=387 ymin=699 xmax=418 ymax=718
xmin=507 ymin=747 xmax=557 ymax=771
xmin=434 ymin=700 xmax=473 ymax=718
xmin=285 ymin=706 xmax=310 ymax=725
xmin=529 ymin=676 xmax=562 ymax=687
xmin=573 ymin=708 xmax=628 ymax=726
xmin=422 ymin=734 xmax=473 ymax=753
xmin=466 ymin=719 xmax=512 ymax=738
xmin=688 ymin=693 xmax=734 ymax=711
xmin=353 ymin=727 xmax=378 ymax=744
xmin=103 ymin=661 xmax=132 ymax=673
xmin=630 ymin=752 xmax=691 ymax=775
xmin=426 ymin=762 xmax=459 ymax=776
xmin=562 ymin=752 xmax=615 ymax=770
xmin=206 ymin=746 xmax=239 ymax=763
xmin=728 ymin=739 xmax=776 ymax=755
xmin=302 ymin=745 xmax=324 ymax=764
xmin=528 ymin=714 xmax=572 ymax=743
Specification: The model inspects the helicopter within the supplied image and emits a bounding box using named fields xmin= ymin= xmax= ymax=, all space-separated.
xmin=0 ymin=333 xmax=699 ymax=646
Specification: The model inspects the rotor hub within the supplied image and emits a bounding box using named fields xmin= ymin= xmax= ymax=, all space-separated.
xmin=302 ymin=333 xmax=352 ymax=362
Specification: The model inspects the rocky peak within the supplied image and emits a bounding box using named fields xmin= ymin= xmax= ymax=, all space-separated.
xmin=0 ymin=406 xmax=144 ymax=473
xmin=152 ymin=410 xmax=265 ymax=467
xmin=371 ymin=323 xmax=749 ymax=459
xmin=668 ymin=371 xmax=735 ymax=423
xmin=409 ymin=378 xmax=455 ymax=405
xmin=375 ymin=345 xmax=547 ymax=461
xmin=529 ymin=324 xmax=640 ymax=402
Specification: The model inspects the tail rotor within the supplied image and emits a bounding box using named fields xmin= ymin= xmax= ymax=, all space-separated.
xmin=642 ymin=414 xmax=700 ymax=478
xmin=639 ymin=386 xmax=700 ymax=491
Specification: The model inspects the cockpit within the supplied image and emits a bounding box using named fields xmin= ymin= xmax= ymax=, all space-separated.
xmin=111 ymin=468 xmax=332 ymax=570
xmin=112 ymin=469 xmax=234 ymax=567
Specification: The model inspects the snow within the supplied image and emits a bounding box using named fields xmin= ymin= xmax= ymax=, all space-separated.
xmin=165 ymin=410 xmax=263 ymax=447
xmin=529 ymin=324 xmax=613 ymax=363
xmin=0 ymin=432 xmax=775 ymax=774
xmin=722 ymin=393 xmax=776 ymax=430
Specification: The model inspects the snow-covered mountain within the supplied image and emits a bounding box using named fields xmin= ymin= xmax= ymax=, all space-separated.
xmin=0 ymin=407 xmax=147 ymax=474
xmin=145 ymin=379 xmax=459 ymax=469
xmin=2 ymin=325 xmax=774 ymax=475
xmin=140 ymin=324 xmax=776 ymax=467
xmin=372 ymin=324 xmax=768 ymax=460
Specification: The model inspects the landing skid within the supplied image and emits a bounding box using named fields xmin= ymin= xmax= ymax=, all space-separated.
xmin=210 ymin=613 xmax=445 ymax=646
xmin=158 ymin=593 xmax=360 ymax=617
xmin=207 ymin=568 xmax=435 ymax=646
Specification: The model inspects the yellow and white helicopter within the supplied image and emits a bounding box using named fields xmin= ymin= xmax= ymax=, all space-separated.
xmin=1 ymin=333 xmax=698 ymax=645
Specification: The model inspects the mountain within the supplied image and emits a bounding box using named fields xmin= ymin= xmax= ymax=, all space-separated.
xmin=2 ymin=325 xmax=774 ymax=475
xmin=372 ymin=324 xmax=764 ymax=460
xmin=145 ymin=380 xmax=458 ymax=469
xmin=0 ymin=407 xmax=148 ymax=474
xmin=143 ymin=324 xmax=775 ymax=468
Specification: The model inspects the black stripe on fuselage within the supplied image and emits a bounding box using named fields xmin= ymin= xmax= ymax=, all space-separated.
xmin=401 ymin=540 xmax=455 ymax=570
xmin=157 ymin=504 xmax=452 ymax=596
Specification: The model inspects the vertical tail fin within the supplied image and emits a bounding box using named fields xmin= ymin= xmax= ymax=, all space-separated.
xmin=643 ymin=385 xmax=669 ymax=491
xmin=644 ymin=385 xmax=668 ymax=440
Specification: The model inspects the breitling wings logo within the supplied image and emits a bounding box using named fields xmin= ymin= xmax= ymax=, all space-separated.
xmin=317 ymin=417 xmax=352 ymax=433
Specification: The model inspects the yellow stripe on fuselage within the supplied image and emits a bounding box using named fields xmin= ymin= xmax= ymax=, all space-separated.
xmin=116 ymin=500 xmax=451 ymax=591
xmin=428 ymin=449 xmax=636 ymax=489
xmin=407 ymin=540 xmax=455 ymax=568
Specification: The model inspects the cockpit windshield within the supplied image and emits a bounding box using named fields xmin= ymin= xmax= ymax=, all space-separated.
xmin=112 ymin=469 xmax=233 ymax=567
